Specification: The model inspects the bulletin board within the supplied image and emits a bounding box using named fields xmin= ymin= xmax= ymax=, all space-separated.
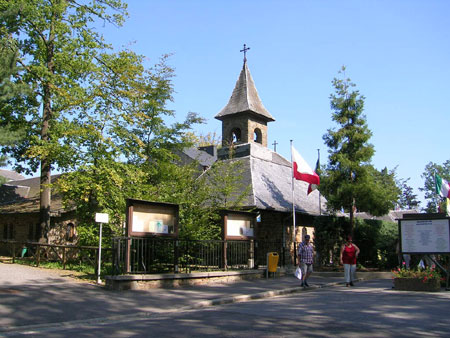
xmin=399 ymin=215 xmax=450 ymax=254
xmin=222 ymin=210 xmax=256 ymax=240
xmin=126 ymin=199 xmax=178 ymax=237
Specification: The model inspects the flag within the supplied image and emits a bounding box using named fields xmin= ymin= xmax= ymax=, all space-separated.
xmin=435 ymin=174 xmax=450 ymax=198
xmin=307 ymin=157 xmax=320 ymax=195
xmin=438 ymin=198 xmax=450 ymax=216
xmin=291 ymin=146 xmax=320 ymax=185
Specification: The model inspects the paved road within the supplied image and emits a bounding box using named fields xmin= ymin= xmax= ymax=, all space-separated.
xmin=2 ymin=263 xmax=450 ymax=337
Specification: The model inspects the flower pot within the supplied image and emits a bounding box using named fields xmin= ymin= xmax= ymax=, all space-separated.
xmin=394 ymin=277 xmax=440 ymax=292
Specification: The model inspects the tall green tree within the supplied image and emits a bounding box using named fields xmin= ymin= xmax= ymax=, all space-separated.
xmin=322 ymin=66 xmax=399 ymax=233
xmin=54 ymin=52 xmax=204 ymax=243
xmin=396 ymin=177 xmax=420 ymax=210
xmin=0 ymin=33 xmax=27 ymax=170
xmin=0 ymin=0 xmax=127 ymax=241
xmin=420 ymin=160 xmax=450 ymax=213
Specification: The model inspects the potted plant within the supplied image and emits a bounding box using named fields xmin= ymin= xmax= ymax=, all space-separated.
xmin=392 ymin=266 xmax=441 ymax=292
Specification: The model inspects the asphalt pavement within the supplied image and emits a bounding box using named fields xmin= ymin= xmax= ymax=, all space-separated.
xmin=1 ymin=262 xmax=442 ymax=337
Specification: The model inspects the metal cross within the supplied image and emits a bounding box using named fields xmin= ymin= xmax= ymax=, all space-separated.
xmin=272 ymin=140 xmax=278 ymax=152
xmin=240 ymin=44 xmax=250 ymax=64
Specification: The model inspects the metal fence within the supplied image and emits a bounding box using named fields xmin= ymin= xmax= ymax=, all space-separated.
xmin=0 ymin=238 xmax=288 ymax=275
xmin=112 ymin=237 xmax=286 ymax=274
xmin=0 ymin=240 xmax=113 ymax=274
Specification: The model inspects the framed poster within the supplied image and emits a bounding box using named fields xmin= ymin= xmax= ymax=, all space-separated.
xmin=222 ymin=210 xmax=256 ymax=240
xmin=126 ymin=199 xmax=179 ymax=237
xmin=399 ymin=216 xmax=450 ymax=254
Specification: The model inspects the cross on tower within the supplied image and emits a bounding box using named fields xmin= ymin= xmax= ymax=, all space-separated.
xmin=272 ymin=140 xmax=278 ymax=152
xmin=240 ymin=44 xmax=250 ymax=64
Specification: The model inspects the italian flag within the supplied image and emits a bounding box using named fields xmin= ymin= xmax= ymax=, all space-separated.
xmin=291 ymin=146 xmax=320 ymax=186
xmin=435 ymin=174 xmax=450 ymax=198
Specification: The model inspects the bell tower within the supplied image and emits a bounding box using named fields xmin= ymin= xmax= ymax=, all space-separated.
xmin=215 ymin=45 xmax=275 ymax=148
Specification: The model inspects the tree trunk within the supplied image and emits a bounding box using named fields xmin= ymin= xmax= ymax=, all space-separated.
xmin=39 ymin=83 xmax=52 ymax=243
xmin=39 ymin=23 xmax=55 ymax=243
xmin=349 ymin=197 xmax=355 ymax=236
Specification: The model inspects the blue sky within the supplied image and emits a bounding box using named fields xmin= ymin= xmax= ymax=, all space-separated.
xmin=99 ymin=0 xmax=450 ymax=207
xmin=6 ymin=1 xmax=447 ymax=207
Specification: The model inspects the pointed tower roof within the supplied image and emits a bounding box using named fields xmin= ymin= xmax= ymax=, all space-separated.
xmin=215 ymin=62 xmax=275 ymax=122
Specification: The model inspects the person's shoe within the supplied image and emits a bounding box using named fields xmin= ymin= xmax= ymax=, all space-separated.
xmin=304 ymin=281 xmax=309 ymax=287
xmin=300 ymin=281 xmax=304 ymax=287
xmin=346 ymin=283 xmax=349 ymax=287
xmin=349 ymin=282 xmax=354 ymax=286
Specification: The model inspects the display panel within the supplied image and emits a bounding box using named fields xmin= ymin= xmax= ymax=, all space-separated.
xmin=127 ymin=199 xmax=178 ymax=237
xmin=223 ymin=211 xmax=256 ymax=240
xmin=400 ymin=218 xmax=450 ymax=254
xmin=227 ymin=215 xmax=254 ymax=237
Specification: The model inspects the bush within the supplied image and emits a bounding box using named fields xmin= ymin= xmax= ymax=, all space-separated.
xmin=313 ymin=215 xmax=347 ymax=266
xmin=354 ymin=219 xmax=398 ymax=269
xmin=314 ymin=215 xmax=398 ymax=270
xmin=392 ymin=267 xmax=441 ymax=282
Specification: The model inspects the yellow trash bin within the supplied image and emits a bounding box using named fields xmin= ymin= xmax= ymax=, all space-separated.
xmin=266 ymin=252 xmax=279 ymax=278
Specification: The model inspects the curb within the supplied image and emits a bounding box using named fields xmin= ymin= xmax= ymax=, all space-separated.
xmin=185 ymin=279 xmax=346 ymax=309
xmin=0 ymin=277 xmax=381 ymax=336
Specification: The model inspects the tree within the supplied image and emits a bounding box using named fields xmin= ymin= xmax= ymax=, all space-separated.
xmin=322 ymin=66 xmax=399 ymax=233
xmin=420 ymin=160 xmax=450 ymax=213
xmin=396 ymin=177 xmax=420 ymax=210
xmin=53 ymin=52 xmax=205 ymax=244
xmin=0 ymin=33 xmax=27 ymax=169
xmin=0 ymin=0 xmax=128 ymax=241
xmin=185 ymin=131 xmax=222 ymax=147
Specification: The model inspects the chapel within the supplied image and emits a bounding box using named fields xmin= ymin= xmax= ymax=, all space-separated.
xmin=210 ymin=47 xmax=327 ymax=259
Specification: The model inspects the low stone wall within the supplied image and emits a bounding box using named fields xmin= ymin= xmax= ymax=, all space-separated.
xmin=105 ymin=269 xmax=269 ymax=290
xmin=393 ymin=277 xmax=441 ymax=292
xmin=105 ymin=269 xmax=393 ymax=291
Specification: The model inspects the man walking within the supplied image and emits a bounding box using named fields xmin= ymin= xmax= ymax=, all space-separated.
xmin=297 ymin=234 xmax=314 ymax=287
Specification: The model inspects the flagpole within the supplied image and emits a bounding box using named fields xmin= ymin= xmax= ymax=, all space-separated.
xmin=290 ymin=140 xmax=296 ymax=246
xmin=317 ymin=149 xmax=321 ymax=216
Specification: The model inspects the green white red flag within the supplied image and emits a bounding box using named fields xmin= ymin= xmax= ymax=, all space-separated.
xmin=435 ymin=174 xmax=450 ymax=198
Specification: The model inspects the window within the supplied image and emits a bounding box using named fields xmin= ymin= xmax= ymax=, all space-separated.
xmin=66 ymin=223 xmax=76 ymax=242
xmin=230 ymin=128 xmax=241 ymax=143
xmin=254 ymin=128 xmax=262 ymax=144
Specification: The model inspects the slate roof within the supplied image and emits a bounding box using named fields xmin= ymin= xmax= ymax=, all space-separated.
xmin=179 ymin=147 xmax=217 ymax=167
xmin=0 ymin=169 xmax=25 ymax=181
xmin=218 ymin=143 xmax=326 ymax=215
xmin=215 ymin=63 xmax=275 ymax=122
xmin=0 ymin=174 xmax=66 ymax=214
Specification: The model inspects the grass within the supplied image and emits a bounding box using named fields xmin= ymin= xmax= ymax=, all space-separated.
xmin=2 ymin=256 xmax=113 ymax=283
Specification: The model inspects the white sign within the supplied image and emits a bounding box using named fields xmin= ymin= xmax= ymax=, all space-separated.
xmin=400 ymin=219 xmax=450 ymax=253
xmin=95 ymin=213 xmax=109 ymax=223
xmin=227 ymin=216 xmax=254 ymax=237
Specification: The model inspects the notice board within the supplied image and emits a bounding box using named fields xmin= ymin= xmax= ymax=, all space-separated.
xmin=126 ymin=199 xmax=178 ymax=237
xmin=399 ymin=217 xmax=450 ymax=254
xmin=221 ymin=210 xmax=256 ymax=240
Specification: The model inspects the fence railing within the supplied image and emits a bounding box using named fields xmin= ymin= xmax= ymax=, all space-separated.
xmin=0 ymin=240 xmax=113 ymax=274
xmin=112 ymin=237 xmax=286 ymax=274
xmin=0 ymin=238 xmax=289 ymax=275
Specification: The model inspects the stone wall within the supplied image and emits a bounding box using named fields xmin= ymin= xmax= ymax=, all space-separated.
xmin=0 ymin=211 xmax=78 ymax=255
xmin=221 ymin=113 xmax=268 ymax=147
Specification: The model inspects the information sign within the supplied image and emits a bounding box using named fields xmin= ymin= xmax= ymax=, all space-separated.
xmin=400 ymin=217 xmax=450 ymax=254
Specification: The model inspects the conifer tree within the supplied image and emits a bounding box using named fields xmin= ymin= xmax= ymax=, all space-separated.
xmin=322 ymin=66 xmax=398 ymax=233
